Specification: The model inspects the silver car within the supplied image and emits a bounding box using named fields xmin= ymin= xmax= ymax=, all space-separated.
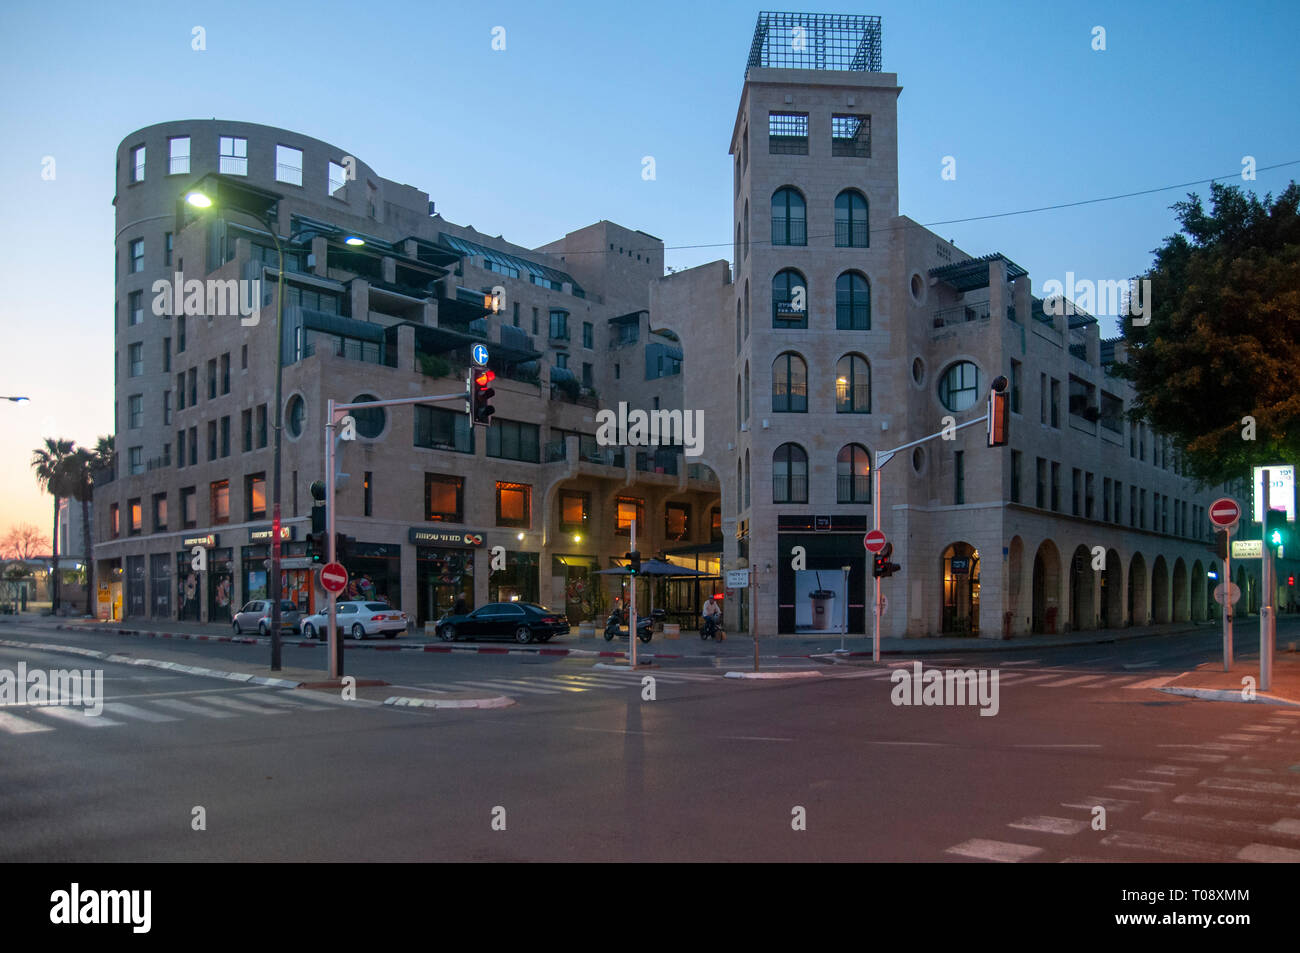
xmin=302 ymin=601 xmax=408 ymax=640
xmin=232 ymin=600 xmax=301 ymax=635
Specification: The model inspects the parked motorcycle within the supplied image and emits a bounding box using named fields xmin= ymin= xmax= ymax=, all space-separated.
xmin=605 ymin=607 xmax=655 ymax=643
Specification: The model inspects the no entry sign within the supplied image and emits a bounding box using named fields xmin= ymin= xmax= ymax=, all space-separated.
xmin=1209 ymin=498 xmax=1241 ymax=529
xmin=320 ymin=562 xmax=349 ymax=594
xmin=864 ymin=530 xmax=887 ymax=554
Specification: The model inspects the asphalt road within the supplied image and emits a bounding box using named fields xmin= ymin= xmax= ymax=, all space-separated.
xmin=3 ymin=616 xmax=1300 ymax=861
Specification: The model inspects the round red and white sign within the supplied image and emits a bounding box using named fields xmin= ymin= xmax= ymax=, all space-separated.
xmin=320 ymin=562 xmax=349 ymax=594
xmin=864 ymin=530 xmax=887 ymax=554
xmin=1209 ymin=498 xmax=1241 ymax=528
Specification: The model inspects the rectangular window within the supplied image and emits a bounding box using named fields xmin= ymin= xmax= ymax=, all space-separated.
xmin=207 ymin=421 xmax=217 ymax=461
xmin=558 ymin=491 xmax=590 ymax=532
xmin=110 ymin=503 xmax=119 ymax=538
xmin=582 ymin=322 xmax=593 ymax=349
xmin=163 ymin=390 xmax=172 ymax=425
xmin=164 ymin=232 xmax=173 ymax=267
xmin=168 ymin=136 xmax=190 ymax=175
xmin=241 ymin=344 xmax=247 ymax=369
xmin=1036 ymin=457 xmax=1046 ymax=508
xmin=177 ymin=430 xmax=186 ymax=469
xmin=424 ymin=474 xmax=464 ymax=522
xmin=1050 ymin=462 xmax=1060 ymax=512
xmin=128 ymin=342 xmax=143 ymax=377
xmin=768 ymin=112 xmax=809 ymax=155
xmin=188 ymin=427 xmax=197 ymax=466
xmin=177 ymin=373 xmax=185 ymax=410
xmin=128 ymin=447 xmax=143 ymax=476
xmin=1139 ymin=489 xmax=1147 ymax=529
xmin=219 ymin=136 xmax=248 ymax=175
xmin=276 ymin=145 xmax=303 ymax=185
xmin=220 ymin=415 xmax=230 ymax=458
xmin=1071 ymin=468 xmax=1081 ymax=516
xmin=178 ymin=314 xmax=186 ymax=351
xmin=1049 ymin=378 xmax=1060 ymax=428
xmin=954 ymin=451 xmax=965 ymax=505
xmin=1103 ymin=478 xmax=1112 ymax=522
xmin=830 ymin=114 xmax=871 ymax=157
xmin=129 ymin=239 xmax=144 ymax=274
xmin=1114 ymin=481 xmax=1123 ymax=524
xmin=210 ymin=480 xmax=229 ymax=525
xmin=532 ymin=307 xmax=539 ymax=335
xmin=665 ymin=503 xmax=690 ymax=541
xmin=582 ymin=362 xmax=593 ymax=388
xmin=549 ymin=310 xmax=569 ymax=340
xmin=245 ymin=473 xmax=266 ymax=520
xmin=1010 ymin=450 xmax=1022 ymax=503
xmin=1162 ymin=495 xmax=1169 ymax=534
xmin=242 ymin=409 xmax=252 ymax=452
xmin=1039 ymin=373 xmax=1047 ymax=424
xmin=256 ymin=404 xmax=267 ymax=448
xmin=486 ymin=419 xmax=540 ymax=463
xmin=127 ymin=394 xmax=143 ymax=429
xmin=181 ymin=487 xmax=197 ymax=528
xmin=615 ymin=497 xmax=645 ymax=536
xmin=495 ymin=482 xmax=532 ymax=528
xmin=328 ymin=160 xmax=347 ymax=197
xmin=128 ymin=290 xmax=143 ymax=325
xmin=207 ymin=359 xmax=217 ymax=399
xmin=414 ymin=405 xmax=474 ymax=453
xmin=163 ymin=338 xmax=171 ymax=372
xmin=153 ymin=493 xmax=168 ymax=532
xmin=221 ymin=353 xmax=230 ymax=394
xmin=131 ymin=145 xmax=145 ymax=182
xmin=1100 ymin=392 xmax=1123 ymax=433
xmin=1010 ymin=360 xmax=1022 ymax=414
xmin=1130 ymin=486 xmax=1137 ymax=527
xmin=128 ymin=498 xmax=142 ymax=535
xmin=364 ymin=471 xmax=373 ymax=517
xmin=555 ymin=352 xmax=568 ymax=370
xmin=1085 ymin=472 xmax=1095 ymax=519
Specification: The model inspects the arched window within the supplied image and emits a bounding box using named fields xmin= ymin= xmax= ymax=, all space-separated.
xmin=736 ymin=375 xmax=742 ymax=431
xmin=286 ymin=395 xmax=305 ymax=438
xmin=835 ymin=189 xmax=868 ymax=248
xmin=771 ymin=187 xmax=807 ymax=246
xmin=772 ymin=352 xmax=807 ymax=413
xmin=835 ymin=354 xmax=870 ymax=413
xmin=744 ymin=449 xmax=751 ymax=509
xmin=743 ymin=362 xmax=750 ymax=421
xmin=743 ymin=281 xmax=750 ymax=337
xmin=743 ymin=200 xmax=750 ymax=259
xmin=836 ymin=271 xmax=870 ymax=329
xmin=735 ymin=222 xmax=741 ymax=268
xmin=735 ymin=300 xmax=742 ymax=354
xmin=737 ymin=458 xmax=744 ymax=515
xmin=837 ymin=444 xmax=872 ymax=503
xmin=772 ymin=269 xmax=807 ymax=328
xmin=773 ymin=443 xmax=808 ymax=503
xmin=938 ymin=361 xmax=980 ymax=412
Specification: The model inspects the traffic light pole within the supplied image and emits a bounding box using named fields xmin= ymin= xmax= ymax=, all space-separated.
xmin=1223 ymin=528 xmax=1233 ymax=672
xmin=629 ymin=519 xmax=637 ymax=669
xmin=871 ymin=411 xmax=993 ymax=662
xmin=323 ymin=387 xmax=470 ymax=681
xmin=1261 ymin=470 xmax=1274 ymax=692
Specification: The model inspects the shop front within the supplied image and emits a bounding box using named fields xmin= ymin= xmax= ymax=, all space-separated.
xmin=208 ymin=547 xmax=235 ymax=623
xmin=489 ymin=550 xmax=539 ymax=604
xmin=411 ymin=527 xmax=484 ymax=627
xmin=775 ymin=515 xmax=869 ymax=635
xmin=242 ymin=526 xmax=310 ymax=612
xmin=176 ymin=551 xmax=201 ymax=621
xmin=150 ymin=553 xmax=172 ymax=619
xmin=125 ymin=555 xmax=147 ymax=619
xmin=552 ymin=554 xmax=600 ymax=624
xmin=346 ymin=541 xmax=402 ymax=606
xmin=661 ymin=546 xmax=723 ymax=631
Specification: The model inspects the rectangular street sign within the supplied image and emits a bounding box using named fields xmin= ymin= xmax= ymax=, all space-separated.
xmin=726 ymin=569 xmax=750 ymax=588
xmin=1231 ymin=539 xmax=1263 ymax=559
xmin=1252 ymin=464 xmax=1296 ymax=523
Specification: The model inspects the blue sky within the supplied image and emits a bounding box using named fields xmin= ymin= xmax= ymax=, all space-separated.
xmin=1 ymin=0 xmax=1297 ymax=531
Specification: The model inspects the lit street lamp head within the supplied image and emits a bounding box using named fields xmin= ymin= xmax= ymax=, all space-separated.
xmin=185 ymin=190 xmax=213 ymax=208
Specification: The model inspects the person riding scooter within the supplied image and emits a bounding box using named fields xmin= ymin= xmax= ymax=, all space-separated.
xmin=700 ymin=597 xmax=725 ymax=640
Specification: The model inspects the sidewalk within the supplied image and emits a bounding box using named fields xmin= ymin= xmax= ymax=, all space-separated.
xmin=1160 ymin=649 xmax=1300 ymax=708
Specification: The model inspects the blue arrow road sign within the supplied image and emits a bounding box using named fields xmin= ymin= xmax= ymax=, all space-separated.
xmin=472 ymin=344 xmax=489 ymax=366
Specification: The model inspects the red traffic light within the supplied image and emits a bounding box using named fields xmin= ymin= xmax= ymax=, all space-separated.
xmin=475 ymin=370 xmax=496 ymax=388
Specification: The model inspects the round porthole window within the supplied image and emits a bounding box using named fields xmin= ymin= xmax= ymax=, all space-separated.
xmin=351 ymin=394 xmax=386 ymax=439
xmin=938 ymin=361 xmax=980 ymax=413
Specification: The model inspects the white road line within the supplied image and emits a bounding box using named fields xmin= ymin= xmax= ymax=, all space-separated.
xmin=198 ymin=695 xmax=290 ymax=715
xmin=1239 ymin=843 xmax=1300 ymax=863
xmin=0 ymin=711 xmax=52 ymax=734
xmin=945 ymin=839 xmax=1043 ymax=863
xmin=1220 ymin=734 xmax=1263 ymax=742
xmin=1175 ymin=793 xmax=1300 ymax=814
xmin=1040 ymin=675 xmax=1108 ymax=687
xmin=1141 ymin=765 xmax=1200 ymax=777
xmin=247 ymin=694 xmax=332 ymax=711
xmin=453 ymin=680 xmax=562 ymax=696
xmin=1201 ymin=776 xmax=1300 ymax=796
xmin=1241 ymin=725 xmax=1286 ymax=733
xmin=1000 ymin=674 xmax=1066 ymax=687
xmin=514 ymin=678 xmax=592 ymax=693
xmin=1101 ymin=831 xmax=1236 ymax=860
xmin=1223 ymin=766 xmax=1277 ymax=776
xmin=102 ymin=702 xmax=180 ymax=723
xmin=1269 ymin=819 xmax=1300 ymax=836
xmin=149 ymin=698 xmax=236 ymax=718
xmin=1125 ymin=676 xmax=1173 ymax=690
xmin=1143 ymin=810 xmax=1300 ymax=839
xmin=999 ymin=659 xmax=1041 ymax=666
xmin=1108 ymin=779 xmax=1175 ymax=793
xmin=33 ymin=707 xmax=121 ymax=728
xmin=1008 ymin=815 xmax=1089 ymax=835
xmin=1167 ymin=753 xmax=1230 ymax=763
xmin=1062 ymin=796 xmax=1137 ymax=813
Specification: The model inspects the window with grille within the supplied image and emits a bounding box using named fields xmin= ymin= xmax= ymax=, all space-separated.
xmin=768 ymin=112 xmax=808 ymax=155
xmin=831 ymin=115 xmax=871 ymax=157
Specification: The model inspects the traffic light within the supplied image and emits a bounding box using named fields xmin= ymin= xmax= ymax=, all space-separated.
xmin=1214 ymin=530 xmax=1228 ymax=561
xmin=987 ymin=376 xmax=1010 ymax=448
xmin=625 ymin=550 xmax=641 ymax=575
xmin=335 ymin=533 xmax=355 ymax=563
xmin=1265 ymin=509 xmax=1291 ymax=557
xmin=470 ymin=369 xmax=496 ymax=426
xmin=306 ymin=533 xmax=325 ymax=564
xmin=873 ymin=541 xmax=900 ymax=578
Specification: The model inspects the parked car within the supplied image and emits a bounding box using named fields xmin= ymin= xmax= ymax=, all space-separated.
xmin=436 ymin=602 xmax=570 ymax=644
xmin=301 ymin=601 xmax=408 ymax=640
xmin=232 ymin=600 xmax=301 ymax=635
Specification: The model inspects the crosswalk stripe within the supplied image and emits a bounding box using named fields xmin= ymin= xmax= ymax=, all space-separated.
xmin=33 ymin=707 xmax=122 ymax=728
xmin=1144 ymin=809 xmax=1300 ymax=839
xmin=1008 ymin=815 xmax=1088 ymax=835
xmin=1101 ymin=831 xmax=1236 ymax=860
xmin=1040 ymin=675 xmax=1107 ymax=687
xmin=1062 ymin=796 xmax=1137 ymax=813
xmin=198 ymin=695 xmax=289 ymax=715
xmin=1201 ymin=776 xmax=1300 ymax=797
xmin=1108 ymin=779 xmax=1174 ymax=793
xmin=102 ymin=702 xmax=180 ymax=723
xmin=1239 ymin=843 xmax=1300 ymax=862
xmin=1141 ymin=765 xmax=1200 ymax=777
xmin=149 ymin=698 xmax=236 ymax=718
xmin=453 ymin=680 xmax=562 ymax=696
xmin=1168 ymin=753 xmax=1230 ymax=763
xmin=0 ymin=710 xmax=53 ymax=734
xmin=1125 ymin=676 xmax=1173 ymax=690
xmin=1175 ymin=793 xmax=1300 ymax=815
xmin=945 ymin=839 xmax=1042 ymax=862
xmin=245 ymin=693 xmax=331 ymax=711
xmin=999 ymin=674 xmax=1065 ymax=687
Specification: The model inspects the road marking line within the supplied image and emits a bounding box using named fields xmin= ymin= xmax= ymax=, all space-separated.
xmin=1008 ymin=815 xmax=1089 ymax=835
xmin=1238 ymin=843 xmax=1300 ymax=863
xmin=1108 ymin=779 xmax=1175 ymax=792
xmin=1101 ymin=831 xmax=1236 ymax=860
xmin=1062 ymin=797 xmax=1137 ymax=813
xmin=1201 ymin=776 xmax=1300 ymax=796
xmin=1223 ymin=766 xmax=1277 ymax=776
xmin=1143 ymin=810 xmax=1300 ymax=839
xmin=1141 ymin=765 xmax=1200 ymax=777
xmin=1268 ymin=819 xmax=1300 ymax=836
xmin=1125 ymin=676 xmax=1173 ymax=690
xmin=452 ymin=680 xmax=562 ymax=696
xmin=945 ymin=839 xmax=1042 ymax=863
xmin=247 ymin=694 xmax=332 ymax=711
xmin=1220 ymin=733 xmax=1263 ymax=742
xmin=1167 ymin=753 xmax=1230 ymax=763
xmin=1175 ymin=793 xmax=1300 ymax=814
xmin=149 ymin=698 xmax=237 ymax=718
xmin=102 ymin=702 xmax=180 ymax=723
xmin=1001 ymin=674 xmax=1065 ymax=687
xmin=33 ymin=707 xmax=121 ymax=728
xmin=198 ymin=695 xmax=289 ymax=715
xmin=1040 ymin=675 xmax=1108 ymax=687
xmin=0 ymin=711 xmax=52 ymax=734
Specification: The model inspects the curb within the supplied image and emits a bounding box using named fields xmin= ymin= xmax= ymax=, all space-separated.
xmin=383 ymin=694 xmax=514 ymax=710
xmin=724 ymin=670 xmax=823 ymax=680
xmin=1157 ymin=686 xmax=1300 ymax=708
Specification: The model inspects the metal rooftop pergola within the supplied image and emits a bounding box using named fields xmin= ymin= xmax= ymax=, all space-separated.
xmin=929 ymin=253 xmax=1028 ymax=292
xmin=746 ymin=12 xmax=882 ymax=75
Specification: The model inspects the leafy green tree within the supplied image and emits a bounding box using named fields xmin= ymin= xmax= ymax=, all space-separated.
xmin=31 ymin=438 xmax=77 ymax=611
xmin=1113 ymin=181 xmax=1300 ymax=486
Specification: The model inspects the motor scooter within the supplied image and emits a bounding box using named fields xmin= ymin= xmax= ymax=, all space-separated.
xmin=605 ymin=607 xmax=658 ymax=643
xmin=700 ymin=615 xmax=722 ymax=640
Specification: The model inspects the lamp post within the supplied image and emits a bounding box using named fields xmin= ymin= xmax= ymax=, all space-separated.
xmin=183 ymin=178 xmax=363 ymax=670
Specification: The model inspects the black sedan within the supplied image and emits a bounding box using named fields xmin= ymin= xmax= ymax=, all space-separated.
xmin=436 ymin=602 xmax=570 ymax=644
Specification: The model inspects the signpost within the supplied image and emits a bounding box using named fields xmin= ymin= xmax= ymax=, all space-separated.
xmin=1209 ymin=497 xmax=1240 ymax=671
xmin=863 ymin=530 xmax=886 ymax=554
xmin=320 ymin=562 xmax=348 ymax=594
xmin=471 ymin=344 xmax=490 ymax=367
xmin=725 ymin=569 xmax=750 ymax=589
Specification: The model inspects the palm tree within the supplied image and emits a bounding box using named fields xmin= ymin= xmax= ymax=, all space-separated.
xmin=66 ymin=437 xmax=113 ymax=617
xmin=31 ymin=438 xmax=76 ymax=612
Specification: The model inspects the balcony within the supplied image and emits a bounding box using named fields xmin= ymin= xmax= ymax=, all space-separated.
xmin=933 ymin=302 xmax=990 ymax=328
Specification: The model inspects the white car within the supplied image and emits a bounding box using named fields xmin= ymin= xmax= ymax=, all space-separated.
xmin=301 ymin=601 xmax=408 ymax=640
